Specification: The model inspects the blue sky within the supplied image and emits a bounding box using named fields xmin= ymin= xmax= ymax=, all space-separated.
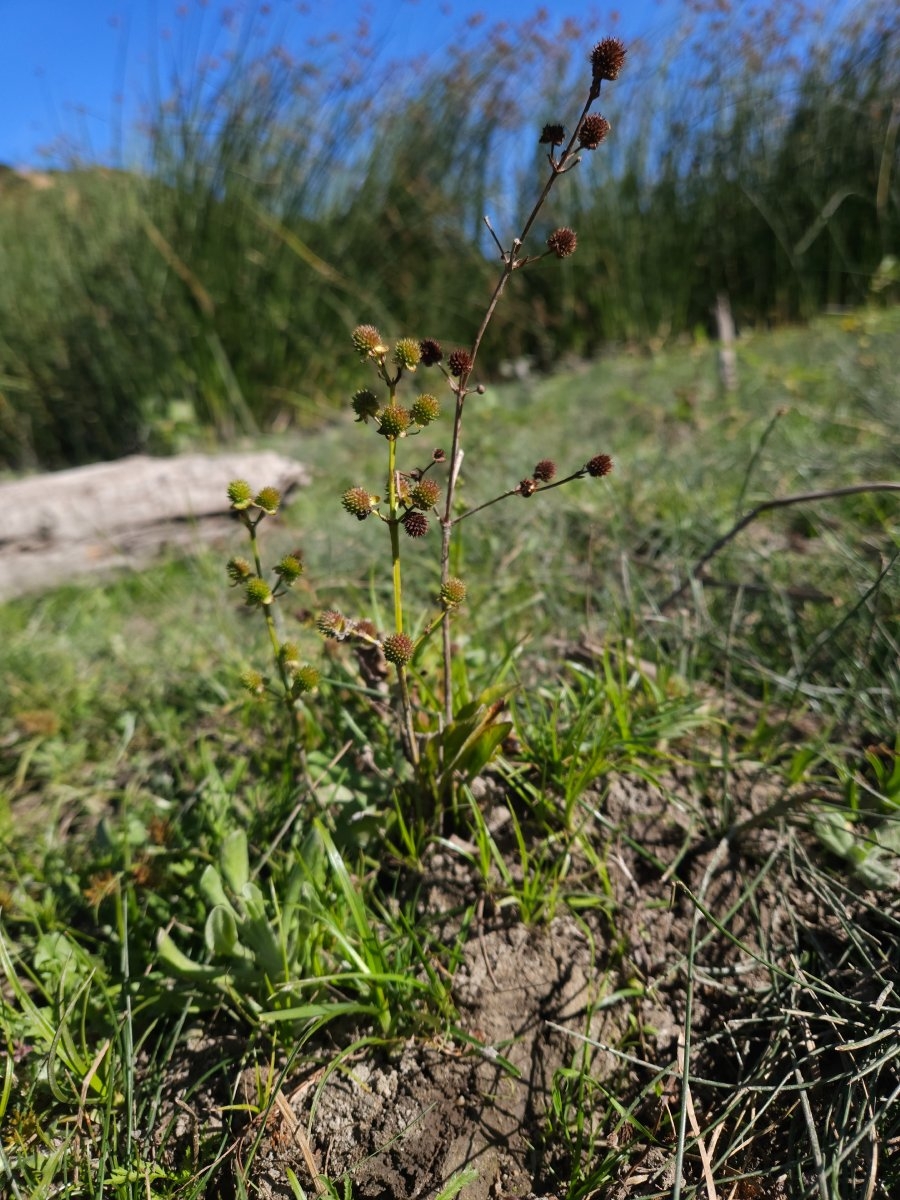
xmin=0 ymin=0 xmax=677 ymax=168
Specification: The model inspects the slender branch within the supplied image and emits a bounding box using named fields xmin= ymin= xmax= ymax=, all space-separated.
xmin=659 ymin=481 xmax=900 ymax=612
xmin=437 ymin=88 xmax=605 ymax=721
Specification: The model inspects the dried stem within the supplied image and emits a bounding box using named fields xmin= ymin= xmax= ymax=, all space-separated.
xmin=660 ymin=481 xmax=900 ymax=612
xmin=437 ymin=86 xmax=609 ymax=721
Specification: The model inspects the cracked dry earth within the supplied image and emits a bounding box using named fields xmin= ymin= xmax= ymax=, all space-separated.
xmin=154 ymin=771 xmax=900 ymax=1199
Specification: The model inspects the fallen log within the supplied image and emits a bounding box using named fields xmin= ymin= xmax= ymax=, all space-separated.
xmin=0 ymin=452 xmax=308 ymax=602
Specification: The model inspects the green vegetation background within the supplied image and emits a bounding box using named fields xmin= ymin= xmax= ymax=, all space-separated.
xmin=0 ymin=0 xmax=898 ymax=471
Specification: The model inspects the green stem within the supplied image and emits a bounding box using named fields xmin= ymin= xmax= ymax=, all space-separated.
xmin=387 ymin=436 xmax=403 ymax=634
xmin=247 ymin=518 xmax=300 ymax=763
xmin=386 ymin=433 xmax=419 ymax=765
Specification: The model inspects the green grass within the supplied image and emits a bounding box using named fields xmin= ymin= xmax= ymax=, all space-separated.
xmin=1 ymin=310 xmax=899 ymax=1197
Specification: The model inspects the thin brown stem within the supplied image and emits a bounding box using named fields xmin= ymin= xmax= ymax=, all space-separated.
xmin=437 ymin=86 xmax=605 ymax=721
xmin=659 ymin=481 xmax=900 ymax=612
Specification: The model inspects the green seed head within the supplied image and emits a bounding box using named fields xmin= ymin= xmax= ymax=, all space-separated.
xmin=411 ymin=393 xmax=440 ymax=426
xmin=293 ymin=665 xmax=320 ymax=695
xmin=352 ymin=324 xmax=387 ymax=358
xmin=254 ymin=486 xmax=281 ymax=515
xmin=226 ymin=556 xmax=253 ymax=584
xmin=245 ymin=577 xmax=273 ymax=606
xmin=383 ymin=632 xmax=415 ymax=666
xmin=352 ymin=388 xmax=380 ymax=423
xmin=240 ymin=668 xmax=266 ymax=695
xmin=440 ymin=577 xmax=467 ymax=609
xmin=274 ymin=554 xmax=303 ymax=583
xmin=279 ymin=641 xmax=301 ymax=671
xmin=378 ymin=405 xmax=411 ymax=439
xmin=393 ymin=337 xmax=422 ymax=371
xmin=342 ymin=486 xmax=376 ymax=520
xmin=410 ymin=479 xmax=440 ymax=510
xmin=227 ymin=479 xmax=253 ymax=510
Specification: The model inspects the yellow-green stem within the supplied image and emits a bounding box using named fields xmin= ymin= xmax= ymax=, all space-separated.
xmin=249 ymin=522 xmax=300 ymax=758
xmin=386 ymin=433 xmax=419 ymax=765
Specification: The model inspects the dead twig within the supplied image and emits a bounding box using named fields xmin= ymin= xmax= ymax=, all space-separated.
xmin=659 ymin=481 xmax=900 ymax=613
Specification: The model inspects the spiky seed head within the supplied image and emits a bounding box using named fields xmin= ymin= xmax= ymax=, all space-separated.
xmin=518 ymin=477 xmax=538 ymax=497
xmin=448 ymin=348 xmax=473 ymax=378
xmin=227 ymin=479 xmax=253 ymax=510
xmin=402 ymin=511 xmax=429 ymax=538
xmin=352 ymin=388 xmax=380 ymax=422
xmin=547 ymin=228 xmax=577 ymax=258
xmin=410 ymin=478 xmax=440 ymax=510
xmin=317 ymin=609 xmax=347 ymax=638
xmin=342 ymin=486 xmax=376 ymax=520
xmin=245 ymin=577 xmax=273 ymax=606
xmin=378 ymin=405 xmax=411 ymax=438
xmin=279 ymin=641 xmax=301 ymax=671
xmin=591 ymin=37 xmax=626 ymax=85
xmin=274 ymin=554 xmax=303 ymax=583
xmin=355 ymin=619 xmax=378 ymax=641
xmin=393 ymin=337 xmax=422 ymax=371
xmin=419 ymin=338 xmax=443 ymax=365
xmin=352 ymin=323 xmax=387 ymax=358
xmin=383 ymin=632 xmax=415 ymax=666
xmin=240 ymin=668 xmax=267 ymax=695
xmin=579 ymin=114 xmax=611 ymax=150
xmin=440 ymin=577 xmax=467 ymax=609
xmin=411 ymin=393 xmax=440 ymax=426
xmin=586 ymin=453 xmax=614 ymax=477
xmin=226 ymin=556 xmax=252 ymax=584
xmin=533 ymin=459 xmax=557 ymax=482
xmin=293 ymin=665 xmax=320 ymax=694
xmin=432 ymin=448 xmax=447 ymax=463
xmin=254 ymin=486 xmax=280 ymax=515
xmin=539 ymin=123 xmax=565 ymax=145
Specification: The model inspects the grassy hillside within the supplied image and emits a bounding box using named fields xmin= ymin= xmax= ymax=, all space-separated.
xmin=1 ymin=311 xmax=898 ymax=1197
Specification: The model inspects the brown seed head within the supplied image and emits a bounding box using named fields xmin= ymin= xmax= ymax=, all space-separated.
xmin=402 ymin=511 xmax=429 ymax=538
xmin=518 ymin=477 xmax=538 ymax=498
xmin=317 ymin=609 xmax=347 ymax=638
xmin=419 ymin=338 xmax=443 ymax=366
xmin=383 ymin=632 xmax=415 ymax=666
xmin=448 ymin=348 xmax=473 ymax=378
xmin=432 ymin=448 xmax=447 ymax=463
xmin=539 ymin=123 xmax=565 ymax=145
xmin=547 ymin=228 xmax=578 ymax=259
xmin=586 ymin=453 xmax=614 ymax=477
xmin=533 ymin=459 xmax=557 ymax=482
xmin=579 ymin=114 xmax=611 ymax=150
xmin=591 ymin=37 xmax=626 ymax=85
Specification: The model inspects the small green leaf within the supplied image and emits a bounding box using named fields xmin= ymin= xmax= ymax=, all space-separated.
xmin=206 ymin=905 xmax=239 ymax=957
xmin=156 ymin=930 xmax=221 ymax=981
xmin=220 ymin=828 xmax=250 ymax=893
xmin=199 ymin=864 xmax=232 ymax=911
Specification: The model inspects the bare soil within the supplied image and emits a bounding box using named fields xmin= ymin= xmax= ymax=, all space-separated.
xmin=153 ymin=769 xmax=900 ymax=1199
